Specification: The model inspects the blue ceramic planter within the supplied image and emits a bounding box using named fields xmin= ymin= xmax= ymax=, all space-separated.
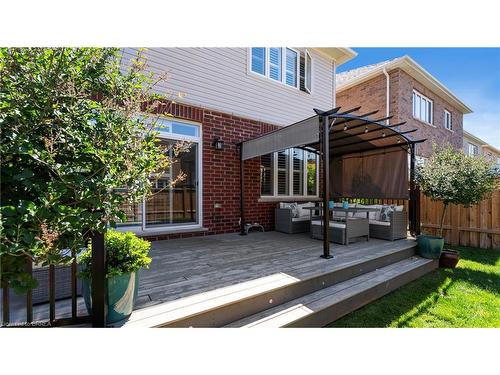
xmin=81 ymin=272 xmax=139 ymax=324
xmin=416 ymin=235 xmax=444 ymax=259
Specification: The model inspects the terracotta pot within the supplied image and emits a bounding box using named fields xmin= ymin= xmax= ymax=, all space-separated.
xmin=439 ymin=249 xmax=460 ymax=268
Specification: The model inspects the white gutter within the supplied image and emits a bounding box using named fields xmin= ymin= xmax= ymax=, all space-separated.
xmin=382 ymin=67 xmax=390 ymax=124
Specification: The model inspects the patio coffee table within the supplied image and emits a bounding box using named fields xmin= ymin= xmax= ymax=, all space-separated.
xmin=305 ymin=206 xmax=375 ymax=244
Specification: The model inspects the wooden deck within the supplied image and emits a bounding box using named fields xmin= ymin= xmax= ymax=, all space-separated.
xmin=4 ymin=231 xmax=421 ymax=325
xmin=136 ymin=231 xmax=416 ymax=307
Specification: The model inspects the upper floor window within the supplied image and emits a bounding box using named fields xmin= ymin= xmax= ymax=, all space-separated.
xmin=250 ymin=48 xmax=311 ymax=93
xmin=412 ymin=90 xmax=433 ymax=125
xmin=269 ymin=48 xmax=282 ymax=81
xmin=260 ymin=148 xmax=318 ymax=198
xmin=285 ymin=48 xmax=298 ymax=87
xmin=468 ymin=143 xmax=479 ymax=156
xmin=444 ymin=110 xmax=452 ymax=130
xmin=251 ymin=47 xmax=266 ymax=76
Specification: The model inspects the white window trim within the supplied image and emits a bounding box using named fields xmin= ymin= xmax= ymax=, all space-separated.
xmin=444 ymin=109 xmax=453 ymax=131
xmin=249 ymin=47 xmax=266 ymax=77
xmin=305 ymin=49 xmax=313 ymax=94
xmin=117 ymin=116 xmax=203 ymax=234
xmin=248 ymin=48 xmax=310 ymax=94
xmin=262 ymin=148 xmax=319 ymax=199
xmin=412 ymin=89 xmax=433 ymax=125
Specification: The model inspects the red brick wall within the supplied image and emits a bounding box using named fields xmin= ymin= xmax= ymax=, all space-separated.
xmin=143 ymin=102 xmax=279 ymax=241
xmin=336 ymin=68 xmax=464 ymax=158
xmin=395 ymin=69 xmax=463 ymax=158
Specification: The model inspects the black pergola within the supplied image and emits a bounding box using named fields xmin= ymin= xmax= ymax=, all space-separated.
xmin=239 ymin=106 xmax=425 ymax=259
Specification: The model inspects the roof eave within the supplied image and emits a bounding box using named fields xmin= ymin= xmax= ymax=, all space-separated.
xmin=315 ymin=47 xmax=358 ymax=66
xmin=337 ymin=56 xmax=473 ymax=115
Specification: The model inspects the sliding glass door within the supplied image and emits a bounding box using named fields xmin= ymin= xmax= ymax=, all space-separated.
xmin=145 ymin=140 xmax=198 ymax=228
xmin=117 ymin=118 xmax=201 ymax=231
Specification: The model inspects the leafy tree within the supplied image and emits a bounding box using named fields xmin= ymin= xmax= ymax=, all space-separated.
xmin=0 ymin=48 xmax=183 ymax=293
xmin=416 ymin=145 xmax=499 ymax=237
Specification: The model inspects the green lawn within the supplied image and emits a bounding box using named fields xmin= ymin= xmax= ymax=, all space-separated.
xmin=327 ymin=246 xmax=500 ymax=328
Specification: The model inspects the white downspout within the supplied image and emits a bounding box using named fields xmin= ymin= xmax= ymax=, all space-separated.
xmin=332 ymin=59 xmax=337 ymax=108
xmin=383 ymin=67 xmax=390 ymax=124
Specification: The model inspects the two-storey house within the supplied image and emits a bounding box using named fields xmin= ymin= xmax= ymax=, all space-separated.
xmin=118 ymin=48 xmax=357 ymax=240
xmin=463 ymin=130 xmax=500 ymax=167
xmin=335 ymin=55 xmax=472 ymax=160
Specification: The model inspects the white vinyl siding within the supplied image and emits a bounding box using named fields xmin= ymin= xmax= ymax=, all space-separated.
xmin=444 ymin=109 xmax=452 ymax=130
xmin=412 ymin=90 xmax=433 ymax=124
xmin=120 ymin=48 xmax=333 ymax=127
xmin=251 ymin=48 xmax=266 ymax=76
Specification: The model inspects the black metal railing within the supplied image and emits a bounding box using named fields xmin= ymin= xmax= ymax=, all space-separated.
xmin=1 ymin=232 xmax=106 ymax=328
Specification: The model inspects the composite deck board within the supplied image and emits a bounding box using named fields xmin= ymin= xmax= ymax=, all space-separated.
xmin=141 ymin=239 xmax=410 ymax=304
xmin=227 ymin=257 xmax=432 ymax=328
xmin=6 ymin=232 xmax=418 ymax=324
xmin=142 ymin=233 xmax=413 ymax=304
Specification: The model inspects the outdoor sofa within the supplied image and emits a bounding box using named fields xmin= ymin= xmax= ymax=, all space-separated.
xmin=355 ymin=204 xmax=408 ymax=241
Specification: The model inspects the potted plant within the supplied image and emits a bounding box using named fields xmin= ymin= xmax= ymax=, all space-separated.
xmin=416 ymin=145 xmax=498 ymax=265
xmin=79 ymin=230 xmax=152 ymax=324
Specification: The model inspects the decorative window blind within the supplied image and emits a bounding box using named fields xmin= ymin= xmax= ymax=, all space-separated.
xmin=269 ymin=48 xmax=282 ymax=81
xmin=277 ymin=150 xmax=290 ymax=195
xmin=285 ymin=48 xmax=298 ymax=87
xmin=251 ymin=47 xmax=266 ymax=76
xmin=260 ymin=153 xmax=273 ymax=196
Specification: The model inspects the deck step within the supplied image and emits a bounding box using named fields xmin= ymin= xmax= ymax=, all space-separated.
xmin=121 ymin=243 xmax=418 ymax=328
xmin=225 ymin=257 xmax=437 ymax=328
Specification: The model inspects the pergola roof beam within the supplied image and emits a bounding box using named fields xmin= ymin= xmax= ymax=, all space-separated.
xmin=330 ymin=121 xmax=408 ymax=143
xmin=334 ymin=106 xmax=362 ymax=116
xmin=327 ymin=110 xmax=380 ymax=128
xmin=330 ymin=115 xmax=394 ymax=134
xmin=330 ymin=129 xmax=418 ymax=151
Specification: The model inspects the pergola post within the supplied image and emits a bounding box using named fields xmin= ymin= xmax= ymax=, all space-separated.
xmin=320 ymin=114 xmax=332 ymax=259
xmin=239 ymin=145 xmax=246 ymax=236
xmin=409 ymin=142 xmax=421 ymax=236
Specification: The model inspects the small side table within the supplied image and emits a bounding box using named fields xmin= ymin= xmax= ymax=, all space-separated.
xmin=244 ymin=223 xmax=265 ymax=234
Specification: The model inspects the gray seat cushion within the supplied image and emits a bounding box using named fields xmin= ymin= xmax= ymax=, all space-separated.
xmin=369 ymin=219 xmax=391 ymax=226
xmin=292 ymin=217 xmax=309 ymax=222
xmin=311 ymin=220 xmax=346 ymax=229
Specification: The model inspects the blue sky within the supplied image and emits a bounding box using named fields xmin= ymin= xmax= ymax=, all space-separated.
xmin=337 ymin=48 xmax=500 ymax=149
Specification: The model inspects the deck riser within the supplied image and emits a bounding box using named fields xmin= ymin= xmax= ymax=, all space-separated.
xmin=283 ymin=259 xmax=438 ymax=328
xmin=160 ymin=245 xmax=417 ymax=327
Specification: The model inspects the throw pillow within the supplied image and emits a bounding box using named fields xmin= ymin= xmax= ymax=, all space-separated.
xmin=380 ymin=205 xmax=395 ymax=222
xmin=281 ymin=202 xmax=299 ymax=218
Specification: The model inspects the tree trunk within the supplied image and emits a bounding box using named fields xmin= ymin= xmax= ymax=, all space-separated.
xmin=439 ymin=203 xmax=448 ymax=238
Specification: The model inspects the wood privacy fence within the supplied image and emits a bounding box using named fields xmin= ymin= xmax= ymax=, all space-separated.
xmin=420 ymin=190 xmax=500 ymax=250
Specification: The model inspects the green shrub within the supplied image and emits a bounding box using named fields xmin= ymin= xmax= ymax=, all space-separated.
xmin=79 ymin=230 xmax=152 ymax=279
xmin=416 ymin=144 xmax=498 ymax=237
xmin=0 ymin=48 xmax=175 ymax=293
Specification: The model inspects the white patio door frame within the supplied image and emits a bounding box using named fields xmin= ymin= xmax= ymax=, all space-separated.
xmin=140 ymin=119 xmax=203 ymax=232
